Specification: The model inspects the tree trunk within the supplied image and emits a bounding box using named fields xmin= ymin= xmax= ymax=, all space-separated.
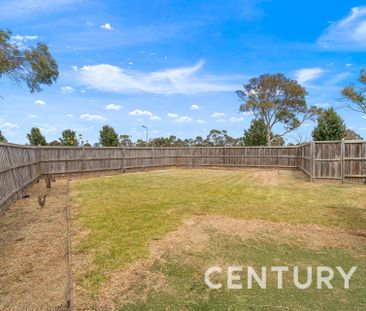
xmin=266 ymin=126 xmax=272 ymax=146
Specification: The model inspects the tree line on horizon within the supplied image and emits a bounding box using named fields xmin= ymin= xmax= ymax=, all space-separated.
xmin=0 ymin=28 xmax=365 ymax=147
xmin=0 ymin=114 xmax=362 ymax=147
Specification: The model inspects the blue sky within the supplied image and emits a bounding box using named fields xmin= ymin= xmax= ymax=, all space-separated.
xmin=1 ymin=0 xmax=366 ymax=144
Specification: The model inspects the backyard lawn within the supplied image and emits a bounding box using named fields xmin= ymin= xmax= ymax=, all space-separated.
xmin=70 ymin=169 xmax=366 ymax=310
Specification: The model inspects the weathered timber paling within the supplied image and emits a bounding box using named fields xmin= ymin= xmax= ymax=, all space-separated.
xmin=1 ymin=141 xmax=365 ymax=210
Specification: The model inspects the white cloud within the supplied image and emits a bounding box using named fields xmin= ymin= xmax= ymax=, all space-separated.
xmin=61 ymin=86 xmax=75 ymax=94
xmin=71 ymin=66 xmax=78 ymax=71
xmin=345 ymin=63 xmax=353 ymax=67
xmin=28 ymin=114 xmax=38 ymax=119
xmin=294 ymin=67 xmax=324 ymax=84
xmin=230 ymin=116 xmax=244 ymax=123
xmin=196 ymin=119 xmax=206 ymax=124
xmin=101 ymin=23 xmax=114 ymax=30
xmin=167 ymin=113 xmax=192 ymax=123
xmin=86 ymin=21 xmax=93 ymax=26
xmin=67 ymin=114 xmax=73 ymax=117
xmin=34 ymin=99 xmax=46 ymax=106
xmin=216 ymin=119 xmax=226 ymax=123
xmin=211 ymin=112 xmax=226 ymax=118
xmin=104 ymin=104 xmax=122 ymax=111
xmin=129 ymin=109 xmax=161 ymax=121
xmin=80 ymin=114 xmax=106 ymax=121
xmin=190 ymin=104 xmax=200 ymax=110
xmin=318 ymin=6 xmax=366 ymax=50
xmin=362 ymin=116 xmax=366 ymax=119
xmin=79 ymin=61 xmax=241 ymax=95
xmin=173 ymin=116 xmax=192 ymax=123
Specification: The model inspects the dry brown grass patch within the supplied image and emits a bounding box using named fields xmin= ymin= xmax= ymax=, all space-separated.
xmin=0 ymin=179 xmax=68 ymax=311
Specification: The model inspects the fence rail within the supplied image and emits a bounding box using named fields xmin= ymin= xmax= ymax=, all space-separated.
xmin=1 ymin=141 xmax=365 ymax=211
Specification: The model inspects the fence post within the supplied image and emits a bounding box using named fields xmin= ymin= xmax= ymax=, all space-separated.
xmin=122 ymin=147 xmax=125 ymax=172
xmin=310 ymin=141 xmax=316 ymax=182
xmin=341 ymin=140 xmax=345 ymax=184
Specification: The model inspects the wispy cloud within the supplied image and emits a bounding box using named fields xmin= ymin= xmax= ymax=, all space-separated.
xmin=61 ymin=86 xmax=75 ymax=94
xmin=28 ymin=114 xmax=38 ymax=119
xmin=0 ymin=120 xmax=19 ymax=129
xmin=318 ymin=6 xmax=366 ymax=50
xmin=35 ymin=99 xmax=46 ymax=106
xmin=0 ymin=0 xmax=78 ymax=18
xmin=190 ymin=104 xmax=200 ymax=110
xmin=79 ymin=61 xmax=241 ymax=95
xmin=230 ymin=116 xmax=244 ymax=123
xmin=11 ymin=34 xmax=38 ymax=46
xmin=294 ymin=67 xmax=324 ymax=84
xmin=174 ymin=116 xmax=192 ymax=123
xmin=40 ymin=126 xmax=57 ymax=134
xmin=80 ymin=114 xmax=106 ymax=121
xmin=104 ymin=104 xmax=122 ymax=111
xmin=129 ymin=109 xmax=161 ymax=121
xmin=167 ymin=113 xmax=192 ymax=123
xmin=211 ymin=112 xmax=226 ymax=118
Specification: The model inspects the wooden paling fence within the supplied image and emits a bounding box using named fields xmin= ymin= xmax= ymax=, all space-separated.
xmin=1 ymin=141 xmax=365 ymax=211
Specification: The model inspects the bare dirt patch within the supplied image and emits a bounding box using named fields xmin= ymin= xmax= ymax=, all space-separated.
xmin=0 ymin=178 xmax=69 ymax=311
xmin=92 ymin=216 xmax=366 ymax=310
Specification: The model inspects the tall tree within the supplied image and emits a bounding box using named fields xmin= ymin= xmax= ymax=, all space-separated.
xmin=27 ymin=127 xmax=46 ymax=146
xmin=0 ymin=30 xmax=58 ymax=93
xmin=236 ymin=73 xmax=319 ymax=146
xmin=59 ymin=129 xmax=79 ymax=146
xmin=341 ymin=69 xmax=366 ymax=115
xmin=99 ymin=125 xmax=119 ymax=147
xmin=0 ymin=130 xmax=7 ymax=143
xmin=312 ymin=108 xmax=346 ymax=141
xmin=206 ymin=129 xmax=238 ymax=146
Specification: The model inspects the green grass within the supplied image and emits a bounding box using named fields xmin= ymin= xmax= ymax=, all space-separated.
xmin=121 ymin=235 xmax=366 ymax=311
xmin=70 ymin=169 xmax=366 ymax=297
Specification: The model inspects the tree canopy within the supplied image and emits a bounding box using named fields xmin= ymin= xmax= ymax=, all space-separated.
xmin=0 ymin=130 xmax=7 ymax=143
xmin=0 ymin=30 xmax=58 ymax=93
xmin=237 ymin=73 xmax=319 ymax=146
xmin=99 ymin=125 xmax=119 ymax=147
xmin=341 ymin=69 xmax=366 ymax=116
xmin=312 ymin=108 xmax=346 ymax=141
xmin=26 ymin=127 xmax=46 ymax=146
xmin=59 ymin=129 xmax=79 ymax=146
xmin=119 ymin=134 xmax=134 ymax=147
xmin=243 ymin=119 xmax=267 ymax=146
xmin=343 ymin=129 xmax=363 ymax=140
